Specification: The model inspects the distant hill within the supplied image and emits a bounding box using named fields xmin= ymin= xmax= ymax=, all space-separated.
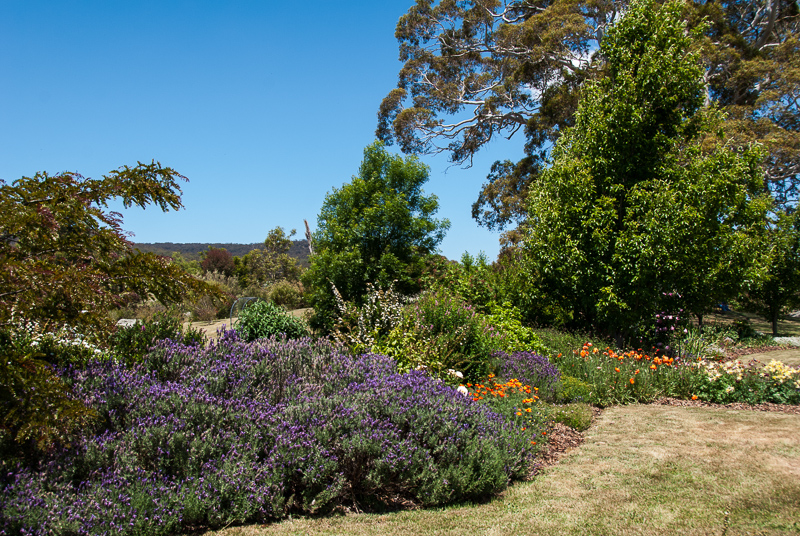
xmin=134 ymin=241 xmax=311 ymax=267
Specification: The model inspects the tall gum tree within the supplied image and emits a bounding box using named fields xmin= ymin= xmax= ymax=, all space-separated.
xmin=522 ymin=0 xmax=772 ymax=342
xmin=378 ymin=0 xmax=799 ymax=234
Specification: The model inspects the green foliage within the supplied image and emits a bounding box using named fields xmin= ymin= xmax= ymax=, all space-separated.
xmin=558 ymin=376 xmax=594 ymax=404
xmin=686 ymin=359 xmax=800 ymax=406
xmin=304 ymin=142 xmax=450 ymax=332
xmin=532 ymin=329 xmax=593 ymax=361
xmin=429 ymin=251 xmax=498 ymax=314
xmin=0 ymin=161 xmax=222 ymax=338
xmin=235 ymin=300 xmax=309 ymax=342
xmin=266 ymin=280 xmax=305 ymax=309
xmin=380 ymin=0 xmax=799 ymax=237
xmin=548 ymin=403 xmax=593 ymax=432
xmin=738 ymin=210 xmax=800 ymax=336
xmin=0 ymin=330 xmax=97 ymax=456
xmin=374 ymin=288 xmax=501 ymax=383
xmin=523 ymin=0 xmax=770 ymax=342
xmin=485 ymin=302 xmax=549 ymax=355
xmin=235 ymin=227 xmax=302 ymax=289
xmin=330 ymin=282 xmax=408 ymax=354
xmin=170 ymin=251 xmax=202 ymax=276
xmin=0 ymin=161 xmax=221 ymax=455
xmin=109 ymin=310 xmax=206 ymax=364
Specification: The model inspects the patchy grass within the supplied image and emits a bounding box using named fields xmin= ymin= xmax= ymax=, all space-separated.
xmin=204 ymin=405 xmax=800 ymax=536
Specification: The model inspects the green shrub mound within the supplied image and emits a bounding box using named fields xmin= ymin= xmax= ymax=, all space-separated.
xmin=235 ymin=300 xmax=309 ymax=341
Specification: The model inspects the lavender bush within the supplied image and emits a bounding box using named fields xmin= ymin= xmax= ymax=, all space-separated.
xmin=1 ymin=332 xmax=535 ymax=535
xmin=495 ymin=351 xmax=561 ymax=402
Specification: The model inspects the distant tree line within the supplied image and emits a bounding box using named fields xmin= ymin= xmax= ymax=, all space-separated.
xmin=135 ymin=241 xmax=310 ymax=267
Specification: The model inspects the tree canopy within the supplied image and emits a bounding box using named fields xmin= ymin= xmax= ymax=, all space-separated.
xmin=1 ymin=161 xmax=223 ymax=452
xmin=377 ymin=0 xmax=799 ymax=231
xmin=0 ymin=161 xmax=219 ymax=338
xmin=522 ymin=0 xmax=771 ymax=341
xmin=304 ymin=142 xmax=450 ymax=331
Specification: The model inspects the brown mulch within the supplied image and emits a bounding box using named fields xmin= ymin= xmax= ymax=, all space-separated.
xmin=530 ymin=406 xmax=603 ymax=477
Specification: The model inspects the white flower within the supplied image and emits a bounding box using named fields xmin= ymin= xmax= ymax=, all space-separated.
xmin=725 ymin=385 xmax=735 ymax=393
xmin=457 ymin=385 xmax=469 ymax=397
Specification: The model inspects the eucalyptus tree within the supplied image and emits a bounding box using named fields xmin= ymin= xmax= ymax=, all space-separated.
xmin=378 ymin=0 xmax=799 ymax=232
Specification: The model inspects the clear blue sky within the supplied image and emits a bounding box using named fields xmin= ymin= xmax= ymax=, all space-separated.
xmin=0 ymin=0 xmax=526 ymax=261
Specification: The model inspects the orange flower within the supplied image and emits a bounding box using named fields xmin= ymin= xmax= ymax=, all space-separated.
xmin=615 ymin=367 xmax=620 ymax=373
xmin=629 ymin=378 xmax=635 ymax=384
xmin=691 ymin=395 xmax=698 ymax=400
xmin=634 ymin=369 xmax=640 ymax=374
xmin=516 ymin=411 xmax=522 ymax=416
xmin=650 ymin=364 xmax=657 ymax=370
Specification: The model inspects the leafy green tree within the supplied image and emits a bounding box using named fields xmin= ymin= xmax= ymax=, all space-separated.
xmin=523 ymin=0 xmax=771 ymax=342
xmin=0 ymin=161 xmax=221 ymax=452
xmin=378 ymin=0 xmax=798 ymax=232
xmin=739 ymin=210 xmax=800 ymax=336
xmin=304 ymin=142 xmax=450 ymax=331
xmin=235 ymin=227 xmax=302 ymax=288
xmin=170 ymin=251 xmax=202 ymax=276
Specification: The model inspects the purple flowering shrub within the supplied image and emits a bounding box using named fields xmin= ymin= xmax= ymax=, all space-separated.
xmin=1 ymin=332 xmax=534 ymax=535
xmin=495 ymin=351 xmax=561 ymax=402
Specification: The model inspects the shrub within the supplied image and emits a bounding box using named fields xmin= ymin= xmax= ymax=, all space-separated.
xmin=330 ymin=282 xmax=408 ymax=354
xmin=463 ymin=375 xmax=550 ymax=449
xmin=267 ymin=280 xmax=305 ymax=309
xmin=0 ymin=334 xmax=535 ymax=534
xmin=234 ymin=300 xmax=309 ymax=341
xmin=686 ymin=358 xmax=800 ymax=405
xmin=559 ymin=376 xmax=593 ymax=403
xmin=109 ymin=310 xmax=205 ymax=363
xmin=374 ymin=288 xmax=502 ymax=382
xmin=495 ymin=351 xmax=561 ymax=402
xmin=548 ymin=403 xmax=593 ymax=431
xmin=485 ymin=302 xmax=549 ymax=355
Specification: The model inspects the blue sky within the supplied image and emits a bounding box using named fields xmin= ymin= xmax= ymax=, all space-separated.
xmin=0 ymin=0 xmax=526 ymax=260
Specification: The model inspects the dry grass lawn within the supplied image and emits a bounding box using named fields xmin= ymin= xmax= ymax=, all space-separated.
xmin=205 ymin=405 xmax=800 ymax=536
xmin=746 ymin=349 xmax=800 ymax=368
xmin=703 ymin=309 xmax=800 ymax=338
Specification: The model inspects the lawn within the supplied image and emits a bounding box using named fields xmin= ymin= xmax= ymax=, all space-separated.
xmin=703 ymin=309 xmax=800 ymax=339
xmin=206 ymin=404 xmax=800 ymax=536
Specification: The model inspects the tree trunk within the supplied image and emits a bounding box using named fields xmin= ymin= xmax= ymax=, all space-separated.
xmin=772 ymin=310 xmax=779 ymax=337
xmin=697 ymin=313 xmax=703 ymax=328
